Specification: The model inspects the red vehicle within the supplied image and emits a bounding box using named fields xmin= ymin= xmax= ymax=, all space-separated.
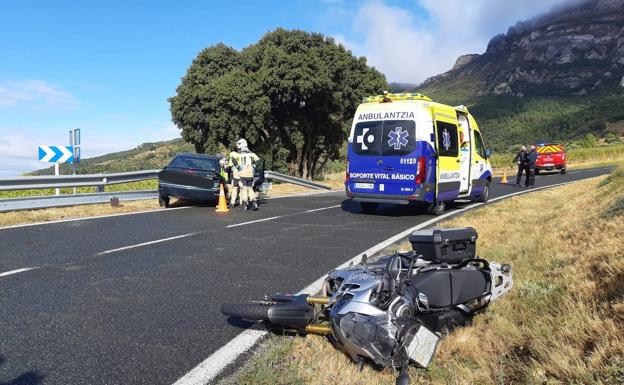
xmin=535 ymin=143 xmax=567 ymax=174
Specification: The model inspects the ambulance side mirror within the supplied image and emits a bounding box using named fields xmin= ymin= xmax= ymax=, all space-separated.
xmin=485 ymin=148 xmax=493 ymax=158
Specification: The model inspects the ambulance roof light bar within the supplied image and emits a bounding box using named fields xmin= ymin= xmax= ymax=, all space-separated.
xmin=362 ymin=92 xmax=432 ymax=103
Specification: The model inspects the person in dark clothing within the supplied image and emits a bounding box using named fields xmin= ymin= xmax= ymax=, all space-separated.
xmin=513 ymin=145 xmax=527 ymax=186
xmin=525 ymin=144 xmax=538 ymax=188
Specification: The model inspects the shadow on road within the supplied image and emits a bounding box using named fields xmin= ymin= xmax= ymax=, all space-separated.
xmin=340 ymin=199 xmax=472 ymax=217
xmin=0 ymin=356 xmax=44 ymax=385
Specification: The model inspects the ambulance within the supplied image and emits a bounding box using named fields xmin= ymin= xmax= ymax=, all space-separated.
xmin=345 ymin=92 xmax=493 ymax=215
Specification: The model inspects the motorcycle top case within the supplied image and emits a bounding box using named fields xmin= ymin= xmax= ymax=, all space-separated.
xmin=409 ymin=227 xmax=477 ymax=264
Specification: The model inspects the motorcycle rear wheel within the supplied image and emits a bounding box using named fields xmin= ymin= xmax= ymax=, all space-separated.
xmin=221 ymin=302 xmax=271 ymax=321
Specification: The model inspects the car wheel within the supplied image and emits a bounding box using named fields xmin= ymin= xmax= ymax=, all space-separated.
xmin=560 ymin=168 xmax=566 ymax=174
xmin=360 ymin=202 xmax=378 ymax=214
xmin=427 ymin=200 xmax=445 ymax=215
xmin=159 ymin=195 xmax=170 ymax=208
xmin=477 ymin=180 xmax=490 ymax=203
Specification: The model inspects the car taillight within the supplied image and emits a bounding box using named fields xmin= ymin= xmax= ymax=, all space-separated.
xmin=415 ymin=156 xmax=426 ymax=184
xmin=345 ymin=160 xmax=350 ymax=184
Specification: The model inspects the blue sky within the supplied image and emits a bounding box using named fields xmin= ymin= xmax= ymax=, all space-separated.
xmin=0 ymin=0 xmax=571 ymax=176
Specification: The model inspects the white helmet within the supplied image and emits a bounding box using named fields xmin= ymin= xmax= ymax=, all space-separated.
xmin=236 ymin=138 xmax=248 ymax=152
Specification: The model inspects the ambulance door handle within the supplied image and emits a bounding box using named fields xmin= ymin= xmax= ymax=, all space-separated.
xmin=456 ymin=159 xmax=460 ymax=163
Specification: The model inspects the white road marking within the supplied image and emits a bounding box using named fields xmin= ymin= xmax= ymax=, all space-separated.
xmin=226 ymin=216 xmax=283 ymax=228
xmin=0 ymin=206 xmax=191 ymax=231
xmin=0 ymin=267 xmax=38 ymax=278
xmin=97 ymin=233 xmax=199 ymax=255
xmin=172 ymin=175 xmax=604 ymax=385
xmin=304 ymin=204 xmax=341 ymax=213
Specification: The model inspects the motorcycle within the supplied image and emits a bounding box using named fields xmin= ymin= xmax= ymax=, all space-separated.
xmin=221 ymin=227 xmax=512 ymax=385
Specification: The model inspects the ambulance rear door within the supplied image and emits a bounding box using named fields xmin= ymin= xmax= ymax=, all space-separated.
xmin=433 ymin=115 xmax=461 ymax=202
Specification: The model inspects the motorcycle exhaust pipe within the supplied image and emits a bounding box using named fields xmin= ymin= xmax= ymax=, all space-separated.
xmin=304 ymin=324 xmax=332 ymax=335
xmin=306 ymin=296 xmax=330 ymax=305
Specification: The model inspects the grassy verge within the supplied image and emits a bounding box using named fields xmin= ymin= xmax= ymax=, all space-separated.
xmin=0 ymin=199 xmax=162 ymax=227
xmin=221 ymin=165 xmax=624 ymax=385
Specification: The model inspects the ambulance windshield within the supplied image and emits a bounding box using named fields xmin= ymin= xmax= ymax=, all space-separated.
xmin=352 ymin=120 xmax=416 ymax=156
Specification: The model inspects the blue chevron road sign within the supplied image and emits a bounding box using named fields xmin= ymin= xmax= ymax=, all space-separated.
xmin=38 ymin=145 xmax=74 ymax=163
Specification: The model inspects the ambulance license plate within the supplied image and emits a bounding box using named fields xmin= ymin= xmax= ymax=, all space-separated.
xmin=354 ymin=182 xmax=374 ymax=189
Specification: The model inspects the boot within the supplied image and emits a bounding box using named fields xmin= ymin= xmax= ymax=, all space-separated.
xmin=240 ymin=202 xmax=248 ymax=211
xmin=252 ymin=201 xmax=259 ymax=211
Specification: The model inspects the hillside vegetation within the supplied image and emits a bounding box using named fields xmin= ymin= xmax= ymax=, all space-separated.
xmin=222 ymin=165 xmax=624 ymax=385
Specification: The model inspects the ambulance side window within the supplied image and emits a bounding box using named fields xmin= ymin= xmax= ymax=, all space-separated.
xmin=436 ymin=121 xmax=459 ymax=157
xmin=474 ymin=130 xmax=486 ymax=159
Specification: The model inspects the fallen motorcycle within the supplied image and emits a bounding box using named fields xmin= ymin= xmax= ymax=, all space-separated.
xmin=221 ymin=227 xmax=512 ymax=385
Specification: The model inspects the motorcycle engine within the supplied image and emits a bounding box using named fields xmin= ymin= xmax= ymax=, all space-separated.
xmin=325 ymin=259 xmax=438 ymax=368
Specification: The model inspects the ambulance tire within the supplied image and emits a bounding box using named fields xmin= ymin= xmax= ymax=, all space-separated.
xmin=159 ymin=195 xmax=170 ymax=208
xmin=477 ymin=180 xmax=490 ymax=203
xmin=427 ymin=200 xmax=445 ymax=215
xmin=360 ymin=202 xmax=378 ymax=213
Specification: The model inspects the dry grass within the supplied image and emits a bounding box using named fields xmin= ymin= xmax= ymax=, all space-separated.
xmin=0 ymin=199 xmax=162 ymax=227
xmin=224 ymin=165 xmax=624 ymax=385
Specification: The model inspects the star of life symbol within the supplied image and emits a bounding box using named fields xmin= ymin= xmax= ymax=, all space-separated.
xmin=356 ymin=128 xmax=375 ymax=151
xmin=387 ymin=127 xmax=408 ymax=150
xmin=442 ymin=128 xmax=451 ymax=151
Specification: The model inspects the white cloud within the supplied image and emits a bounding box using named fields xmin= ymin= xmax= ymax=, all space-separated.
xmin=335 ymin=0 xmax=575 ymax=83
xmin=0 ymin=79 xmax=79 ymax=109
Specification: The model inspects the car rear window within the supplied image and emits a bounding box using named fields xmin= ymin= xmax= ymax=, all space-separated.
xmin=352 ymin=120 xmax=416 ymax=156
xmin=169 ymin=156 xmax=218 ymax=171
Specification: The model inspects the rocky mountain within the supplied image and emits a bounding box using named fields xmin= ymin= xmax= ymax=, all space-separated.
xmin=416 ymin=0 xmax=624 ymax=150
xmin=420 ymin=0 xmax=624 ymax=97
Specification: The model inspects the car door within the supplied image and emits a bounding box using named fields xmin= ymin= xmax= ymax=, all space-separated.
xmin=434 ymin=118 xmax=461 ymax=201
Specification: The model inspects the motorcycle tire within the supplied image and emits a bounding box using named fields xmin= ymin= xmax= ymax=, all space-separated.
xmin=220 ymin=302 xmax=271 ymax=321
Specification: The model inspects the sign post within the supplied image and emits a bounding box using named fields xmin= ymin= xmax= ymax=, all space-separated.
xmin=69 ymin=128 xmax=81 ymax=194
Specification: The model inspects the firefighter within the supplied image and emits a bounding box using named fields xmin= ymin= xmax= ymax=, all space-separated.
xmin=227 ymin=150 xmax=241 ymax=209
xmin=513 ymin=145 xmax=527 ymax=186
xmin=525 ymin=144 xmax=538 ymax=188
xmin=236 ymin=138 xmax=260 ymax=211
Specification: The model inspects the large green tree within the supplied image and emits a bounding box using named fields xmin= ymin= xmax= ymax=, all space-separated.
xmin=169 ymin=29 xmax=387 ymax=178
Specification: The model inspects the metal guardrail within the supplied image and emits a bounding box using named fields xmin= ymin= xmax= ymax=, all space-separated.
xmin=265 ymin=171 xmax=332 ymax=190
xmin=0 ymin=190 xmax=158 ymax=213
xmin=0 ymin=170 xmax=160 ymax=191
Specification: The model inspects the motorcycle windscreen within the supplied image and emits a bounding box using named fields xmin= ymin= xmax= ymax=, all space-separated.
xmin=349 ymin=120 xmax=418 ymax=195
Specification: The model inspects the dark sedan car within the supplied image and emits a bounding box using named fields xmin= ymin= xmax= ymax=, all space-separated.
xmin=158 ymin=153 xmax=224 ymax=207
xmin=158 ymin=153 xmax=266 ymax=208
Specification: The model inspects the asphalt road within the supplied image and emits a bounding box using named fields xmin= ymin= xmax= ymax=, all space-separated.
xmin=0 ymin=167 xmax=611 ymax=385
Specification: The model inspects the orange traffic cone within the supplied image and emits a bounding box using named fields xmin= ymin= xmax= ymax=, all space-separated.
xmin=500 ymin=171 xmax=508 ymax=184
xmin=215 ymin=183 xmax=229 ymax=213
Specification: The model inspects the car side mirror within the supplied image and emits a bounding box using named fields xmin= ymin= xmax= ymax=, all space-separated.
xmin=485 ymin=148 xmax=493 ymax=158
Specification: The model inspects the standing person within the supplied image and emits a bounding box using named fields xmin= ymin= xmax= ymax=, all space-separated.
xmin=227 ymin=150 xmax=241 ymax=209
xmin=525 ymin=144 xmax=538 ymax=188
xmin=513 ymin=145 xmax=527 ymax=186
xmin=236 ymin=138 xmax=260 ymax=211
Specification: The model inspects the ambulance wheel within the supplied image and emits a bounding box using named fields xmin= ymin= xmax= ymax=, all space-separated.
xmin=159 ymin=195 xmax=170 ymax=208
xmin=477 ymin=181 xmax=490 ymax=203
xmin=427 ymin=200 xmax=445 ymax=215
xmin=360 ymin=202 xmax=378 ymax=213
